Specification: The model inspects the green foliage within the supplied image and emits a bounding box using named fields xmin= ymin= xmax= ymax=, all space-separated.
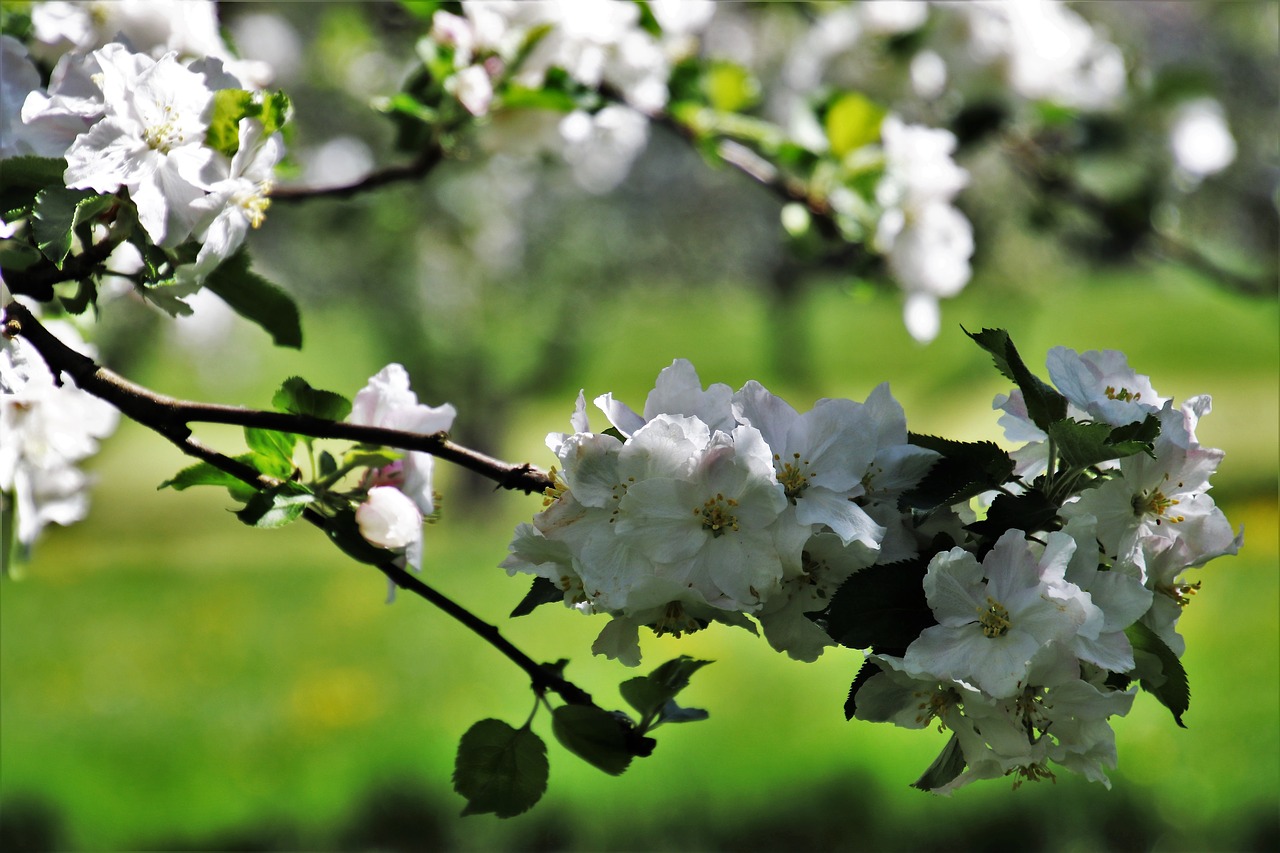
xmin=1125 ymin=621 xmax=1191 ymax=728
xmin=1047 ymin=415 xmax=1159 ymax=470
xmin=158 ymin=460 xmax=256 ymax=502
xmin=550 ymin=705 xmax=635 ymax=776
xmin=452 ymin=719 xmax=549 ymax=818
xmin=203 ymin=249 xmax=303 ymax=348
xmin=900 ymin=435 xmax=1015 ymax=510
xmin=271 ymin=377 xmax=352 ymax=422
xmin=510 ymin=577 xmax=563 ymax=617
xmin=701 ymin=61 xmax=761 ymax=113
xmin=206 ymin=89 xmax=293 ymax=157
xmin=234 ymin=481 xmax=315 ymax=529
xmin=823 ymin=556 xmax=934 ymax=654
xmin=965 ymin=489 xmax=1059 ymax=540
xmin=244 ymin=427 xmax=298 ymax=468
xmin=964 ymin=327 xmax=1068 ymax=431
xmin=0 ymin=156 xmax=68 ymax=218
xmin=824 ymin=92 xmax=887 ymax=159
xmin=619 ymin=656 xmax=712 ymax=728
xmin=911 ymin=733 xmax=966 ymax=792
xmin=31 ymin=188 xmax=113 ymax=267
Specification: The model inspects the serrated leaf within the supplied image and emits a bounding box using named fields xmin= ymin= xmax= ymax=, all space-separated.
xmin=964 ymin=327 xmax=1067 ymax=432
xmin=1047 ymin=416 xmax=1158 ymax=470
xmin=965 ymin=489 xmax=1059 ymax=539
xmin=844 ymin=658 xmax=877 ymax=721
xmin=258 ymin=91 xmax=292 ymax=136
xmin=203 ymin=248 xmax=302 ymax=348
xmin=826 ymin=92 xmax=886 ymax=158
xmin=244 ymin=427 xmax=298 ymax=469
xmin=550 ymin=705 xmax=634 ymax=776
xmin=1125 ymin=621 xmax=1190 ymax=727
xmin=900 ymin=435 xmax=1015 ymax=511
xmin=272 ymin=376 xmax=352 ymax=421
xmin=510 ymin=576 xmax=563 ymax=617
xmin=32 ymin=187 xmax=95 ymax=266
xmin=452 ymin=719 xmax=548 ymax=818
xmin=911 ymin=733 xmax=967 ymax=791
xmin=234 ymin=481 xmax=314 ymax=528
xmin=823 ymin=556 xmax=934 ymax=652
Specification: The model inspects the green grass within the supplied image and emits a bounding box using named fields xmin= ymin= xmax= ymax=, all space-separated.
xmin=2 ymin=265 xmax=1276 ymax=851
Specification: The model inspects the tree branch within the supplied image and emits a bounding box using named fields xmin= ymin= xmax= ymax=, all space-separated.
xmin=2 ymin=298 xmax=593 ymax=708
xmin=2 ymin=299 xmax=551 ymax=494
xmin=268 ymin=143 xmax=446 ymax=203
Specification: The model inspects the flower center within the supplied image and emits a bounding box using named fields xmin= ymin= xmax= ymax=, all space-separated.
xmin=1159 ymin=579 xmax=1201 ymax=607
xmin=977 ymin=596 xmax=1012 ymax=638
xmin=694 ymin=492 xmax=739 ymax=537
xmin=1105 ymin=385 xmax=1141 ymax=403
xmin=1132 ymin=487 xmax=1185 ymax=525
xmin=775 ymin=452 xmax=812 ymax=502
xmin=143 ymin=105 xmax=187 ymax=153
xmin=651 ymin=601 xmax=703 ymax=638
xmin=234 ymin=182 xmax=274 ymax=228
xmin=542 ymin=466 xmax=567 ymax=506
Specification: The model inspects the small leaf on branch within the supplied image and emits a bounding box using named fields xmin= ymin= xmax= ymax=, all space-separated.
xmin=272 ymin=376 xmax=352 ymax=421
xmin=206 ymin=89 xmax=256 ymax=156
xmin=452 ymin=719 xmax=548 ymax=818
xmin=656 ymin=699 xmax=709 ymax=725
xmin=823 ymin=556 xmax=934 ymax=653
xmin=900 ymin=436 xmax=1015 ymax=511
xmin=911 ymin=733 xmax=967 ymax=792
xmin=620 ymin=656 xmax=713 ymax=727
xmin=0 ymin=156 xmax=68 ymax=213
xmin=203 ymin=249 xmax=303 ymax=349
xmin=510 ymin=576 xmax=563 ymax=617
xmin=1125 ymin=621 xmax=1190 ymax=728
xmin=234 ymin=481 xmax=314 ymax=528
xmin=244 ymin=427 xmax=298 ymax=469
xmin=158 ymin=457 xmax=258 ymax=503
xmin=701 ymin=60 xmax=760 ymax=113
xmin=825 ymin=91 xmax=886 ymax=158
xmin=32 ymin=187 xmax=96 ymax=266
xmin=964 ymin=327 xmax=1067 ymax=432
xmin=550 ymin=705 xmax=635 ymax=776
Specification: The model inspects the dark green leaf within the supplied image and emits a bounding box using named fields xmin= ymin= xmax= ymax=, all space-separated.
xmin=317 ymin=451 xmax=338 ymax=478
xmin=911 ymin=733 xmax=967 ymax=792
xmin=203 ymin=248 xmax=302 ymax=348
xmin=1047 ymin=416 xmax=1159 ymax=470
xmin=964 ymin=327 xmax=1067 ymax=432
xmin=823 ymin=556 xmax=934 ymax=652
xmin=234 ymin=481 xmax=314 ymax=528
xmin=510 ymin=576 xmax=563 ymax=617
xmin=0 ymin=156 xmax=67 ymax=211
xmin=550 ymin=705 xmax=634 ymax=776
xmin=1126 ymin=621 xmax=1190 ymax=727
xmin=452 ymin=719 xmax=548 ymax=818
xmin=900 ymin=435 xmax=1015 ymax=511
xmin=272 ymin=376 xmax=352 ymax=421
xmin=620 ymin=656 xmax=712 ymax=726
xmin=656 ymin=699 xmax=708 ymax=725
xmin=844 ymin=658 xmax=876 ymax=721
xmin=965 ymin=489 xmax=1059 ymax=540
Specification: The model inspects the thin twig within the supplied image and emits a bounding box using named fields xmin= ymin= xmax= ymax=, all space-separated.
xmin=268 ymin=143 xmax=445 ymax=202
xmin=2 ymin=299 xmax=592 ymax=708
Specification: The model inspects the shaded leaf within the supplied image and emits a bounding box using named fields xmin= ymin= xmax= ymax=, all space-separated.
xmin=551 ymin=705 xmax=634 ymax=776
xmin=844 ymin=657 xmax=876 ymax=721
xmin=324 ymin=506 xmax=394 ymax=566
xmin=244 ymin=427 xmax=298 ymax=468
xmin=911 ymin=733 xmax=967 ymax=792
xmin=965 ymin=489 xmax=1059 ymax=540
xmin=964 ymin=327 xmax=1067 ymax=432
xmin=900 ymin=435 xmax=1015 ymax=511
xmin=32 ymin=187 xmax=96 ymax=266
xmin=234 ymin=481 xmax=314 ymax=528
xmin=1126 ymin=621 xmax=1190 ymax=728
xmin=452 ymin=719 xmax=548 ymax=818
xmin=823 ymin=556 xmax=934 ymax=652
xmin=510 ymin=576 xmax=563 ymax=617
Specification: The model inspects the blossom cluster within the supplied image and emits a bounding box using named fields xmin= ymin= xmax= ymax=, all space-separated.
xmin=2 ymin=1 xmax=285 ymax=284
xmin=0 ymin=305 xmax=117 ymax=568
xmin=507 ymin=341 xmax=1241 ymax=793
xmin=503 ymin=359 xmax=939 ymax=665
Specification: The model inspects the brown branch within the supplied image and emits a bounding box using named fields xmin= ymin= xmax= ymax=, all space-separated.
xmin=2 ymin=298 xmax=593 ymax=708
xmin=268 ymin=143 xmax=446 ymax=203
xmin=2 ymin=299 xmax=551 ymax=494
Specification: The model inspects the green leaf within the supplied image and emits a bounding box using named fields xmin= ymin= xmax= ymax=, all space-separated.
xmin=206 ymin=89 xmax=256 ymax=157
xmin=257 ymin=91 xmax=292 ymax=137
xmin=244 ymin=427 xmax=298 ymax=469
xmin=510 ymin=576 xmax=563 ymax=617
xmin=550 ymin=705 xmax=634 ymax=776
xmin=0 ymin=156 xmax=68 ymax=211
xmin=452 ymin=719 xmax=548 ymax=818
xmin=1047 ymin=416 xmax=1159 ymax=470
xmin=234 ymin=481 xmax=314 ymax=528
xmin=317 ymin=451 xmax=338 ymax=479
xmin=825 ymin=92 xmax=887 ymax=159
xmin=32 ymin=187 xmax=97 ymax=266
xmin=158 ymin=458 xmax=257 ymax=503
xmin=1125 ymin=621 xmax=1190 ymax=728
xmin=203 ymin=248 xmax=303 ymax=348
xmin=844 ymin=658 xmax=877 ymax=721
xmin=823 ymin=556 xmax=934 ymax=653
xmin=654 ymin=699 xmax=708 ymax=725
xmin=272 ymin=376 xmax=352 ymax=421
xmin=964 ymin=327 xmax=1067 ymax=432
xmin=911 ymin=733 xmax=967 ymax=792
xmin=900 ymin=435 xmax=1015 ymax=511
xmin=965 ymin=489 xmax=1059 ymax=540
xmin=701 ymin=60 xmax=760 ymax=113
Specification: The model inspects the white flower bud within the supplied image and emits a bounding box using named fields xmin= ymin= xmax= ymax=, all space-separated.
xmin=356 ymin=487 xmax=423 ymax=551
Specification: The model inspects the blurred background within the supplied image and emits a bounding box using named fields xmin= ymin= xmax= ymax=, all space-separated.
xmin=2 ymin=2 xmax=1277 ymax=850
